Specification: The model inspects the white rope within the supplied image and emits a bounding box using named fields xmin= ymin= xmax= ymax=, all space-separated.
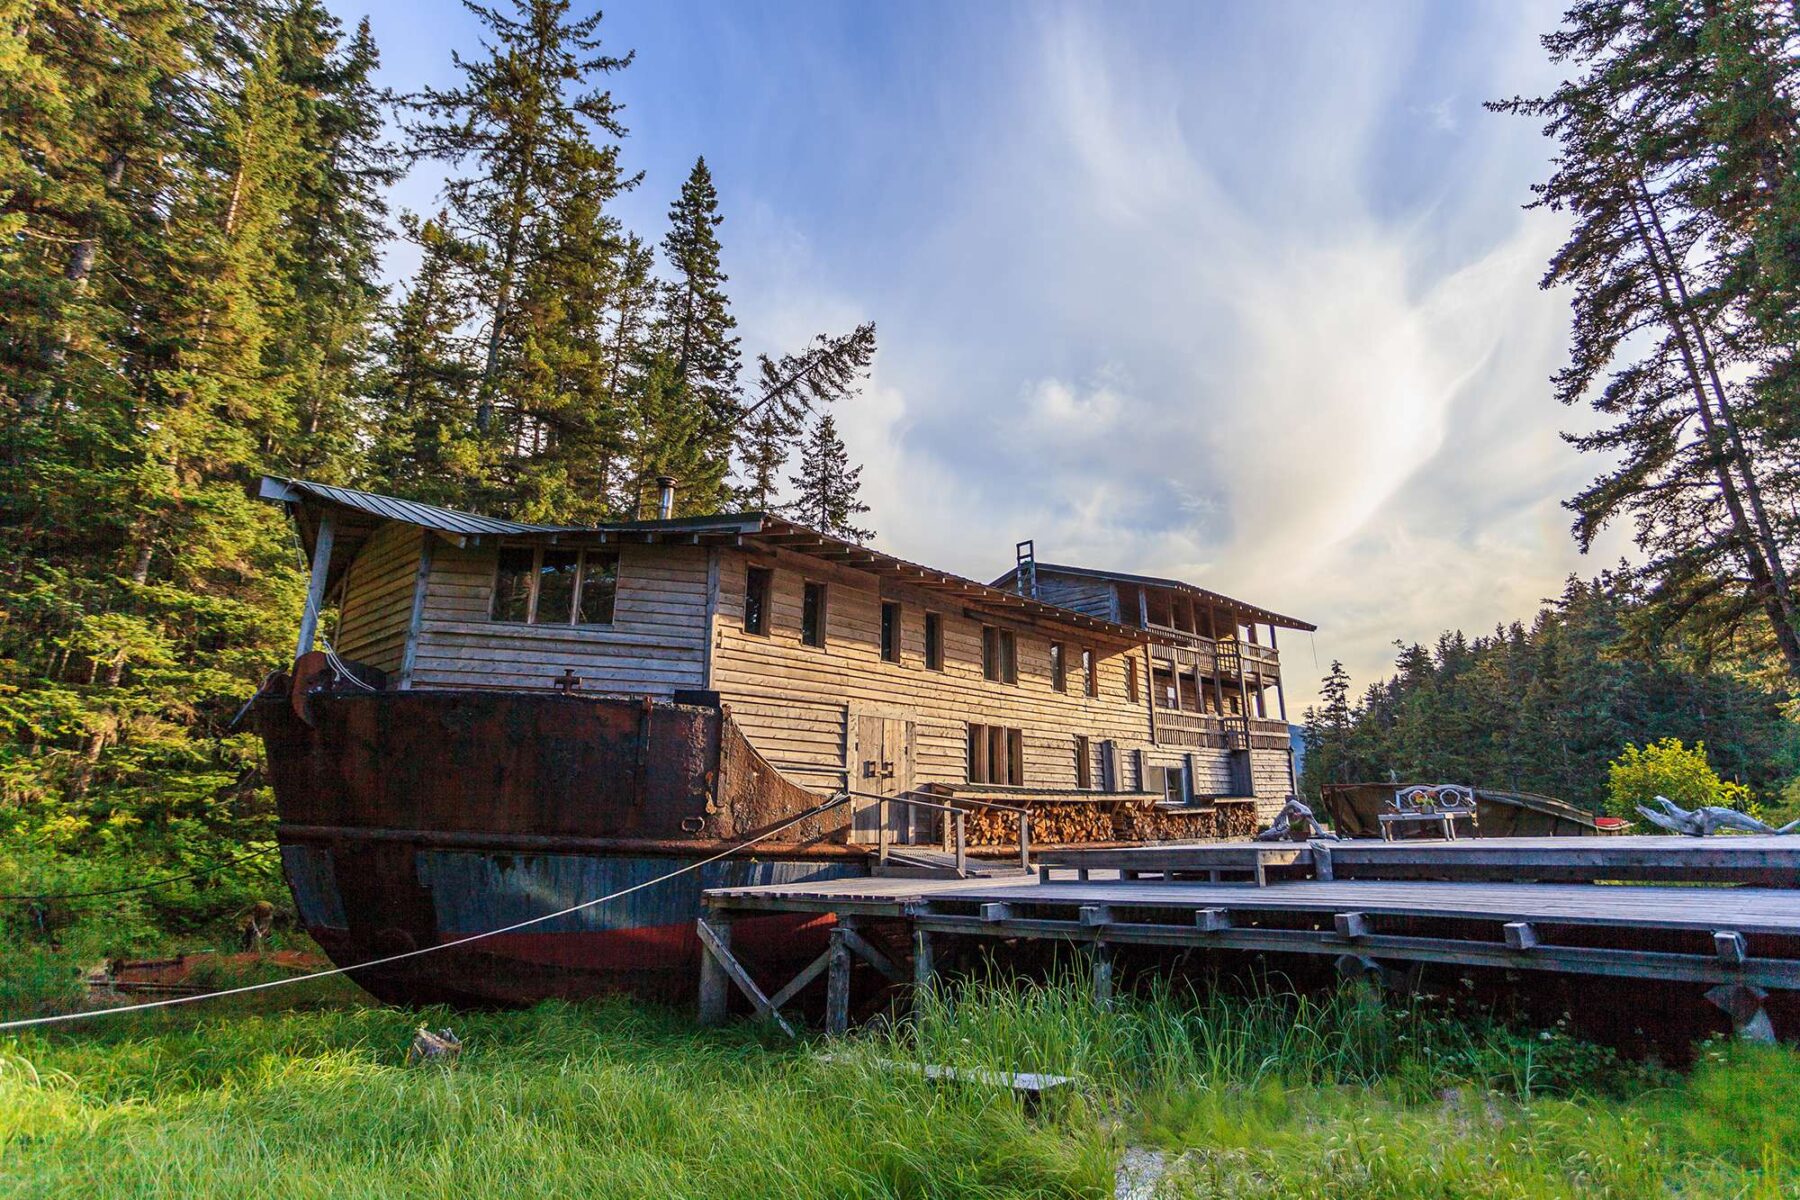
xmin=0 ymin=794 xmax=849 ymax=1032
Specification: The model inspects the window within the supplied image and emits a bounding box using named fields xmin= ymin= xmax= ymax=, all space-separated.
xmin=981 ymin=626 xmax=1017 ymax=684
xmin=1050 ymin=642 xmax=1067 ymax=692
xmin=1082 ymin=648 xmax=1098 ymax=697
xmin=881 ymin=601 xmax=901 ymax=663
xmin=1074 ymin=735 xmax=1092 ymax=789
xmin=490 ymin=547 xmax=619 ymax=625
xmin=744 ymin=566 xmax=772 ymax=635
xmin=802 ymin=581 xmax=827 ymax=648
xmin=924 ymin=612 xmax=944 ymax=671
xmin=577 ymin=552 xmax=618 ymax=624
xmin=967 ymin=723 xmax=1024 ymax=785
xmin=491 ymin=548 xmax=535 ymax=623
xmin=1126 ymin=656 xmax=1139 ymax=703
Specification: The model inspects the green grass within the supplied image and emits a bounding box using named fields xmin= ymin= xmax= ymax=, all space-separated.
xmin=1 ymin=975 xmax=1794 ymax=1199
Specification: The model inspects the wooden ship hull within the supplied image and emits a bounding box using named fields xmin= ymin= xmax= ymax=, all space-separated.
xmin=255 ymin=677 xmax=867 ymax=1006
xmin=1318 ymin=782 xmax=1602 ymax=839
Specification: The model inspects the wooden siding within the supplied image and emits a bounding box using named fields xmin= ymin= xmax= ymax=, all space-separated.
xmin=709 ymin=547 xmax=1234 ymax=796
xmin=1033 ymin=573 xmax=1120 ymax=621
xmin=334 ymin=523 xmax=421 ymax=674
xmin=406 ymin=541 xmax=709 ymax=697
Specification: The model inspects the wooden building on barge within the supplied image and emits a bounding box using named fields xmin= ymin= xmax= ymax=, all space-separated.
xmin=270 ymin=477 xmax=1311 ymax=828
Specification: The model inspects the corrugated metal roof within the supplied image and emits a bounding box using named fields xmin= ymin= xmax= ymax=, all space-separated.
xmin=262 ymin=477 xmax=572 ymax=536
xmin=991 ymin=560 xmax=1315 ymax=632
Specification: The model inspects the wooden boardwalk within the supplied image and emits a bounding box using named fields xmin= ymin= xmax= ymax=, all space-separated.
xmin=698 ymin=836 xmax=1800 ymax=1037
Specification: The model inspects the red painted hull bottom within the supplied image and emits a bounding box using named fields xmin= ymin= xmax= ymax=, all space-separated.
xmin=305 ymin=912 xmax=839 ymax=1008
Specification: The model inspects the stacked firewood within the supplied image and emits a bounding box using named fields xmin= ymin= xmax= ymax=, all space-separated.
xmin=944 ymin=797 xmax=1260 ymax=846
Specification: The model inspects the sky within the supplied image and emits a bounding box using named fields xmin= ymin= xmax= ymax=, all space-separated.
xmin=335 ymin=0 xmax=1632 ymax=710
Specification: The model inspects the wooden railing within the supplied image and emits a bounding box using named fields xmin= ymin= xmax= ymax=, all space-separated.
xmin=1149 ymin=637 xmax=1279 ymax=681
xmin=843 ymin=788 xmax=1031 ymax=876
xmin=1152 ymin=712 xmax=1291 ymax=751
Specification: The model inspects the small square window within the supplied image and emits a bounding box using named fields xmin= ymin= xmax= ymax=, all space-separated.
xmin=744 ymin=566 xmax=772 ymax=635
xmin=802 ymin=581 xmax=826 ymax=648
xmin=881 ymin=601 xmax=901 ymax=663
xmin=924 ymin=613 xmax=944 ymax=671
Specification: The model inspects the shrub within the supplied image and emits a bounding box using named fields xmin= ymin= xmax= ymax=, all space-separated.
xmin=1605 ymin=738 xmax=1753 ymax=820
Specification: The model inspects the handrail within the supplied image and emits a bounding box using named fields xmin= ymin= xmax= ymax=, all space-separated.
xmin=839 ymin=787 xmax=1032 ymax=875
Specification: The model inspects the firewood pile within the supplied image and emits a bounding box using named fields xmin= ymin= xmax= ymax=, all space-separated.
xmin=939 ymin=797 xmax=1259 ymax=846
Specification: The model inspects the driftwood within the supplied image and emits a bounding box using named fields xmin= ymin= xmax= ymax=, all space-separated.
xmin=1256 ymin=795 xmax=1336 ymax=842
xmin=1635 ymin=795 xmax=1800 ymax=838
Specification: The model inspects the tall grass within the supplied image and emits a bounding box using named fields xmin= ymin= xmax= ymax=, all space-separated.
xmin=1 ymin=977 xmax=1795 ymax=1199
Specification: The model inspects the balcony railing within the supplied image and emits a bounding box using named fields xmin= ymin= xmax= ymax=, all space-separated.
xmin=1151 ymin=710 xmax=1291 ymax=751
xmin=1149 ymin=637 xmax=1279 ymax=679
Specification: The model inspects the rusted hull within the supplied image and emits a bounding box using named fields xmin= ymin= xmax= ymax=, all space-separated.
xmin=255 ymin=685 xmax=865 ymax=1006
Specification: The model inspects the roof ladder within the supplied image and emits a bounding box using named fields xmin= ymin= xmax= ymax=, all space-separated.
xmin=1015 ymin=540 xmax=1037 ymax=599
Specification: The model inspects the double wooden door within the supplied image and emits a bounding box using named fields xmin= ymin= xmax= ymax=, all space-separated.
xmin=850 ymin=712 xmax=916 ymax=844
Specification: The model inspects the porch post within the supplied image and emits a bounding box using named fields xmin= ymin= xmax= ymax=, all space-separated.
xmin=295 ymin=509 xmax=335 ymax=658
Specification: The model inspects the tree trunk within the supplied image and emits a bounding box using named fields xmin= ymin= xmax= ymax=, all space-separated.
xmin=1627 ymin=189 xmax=1800 ymax=680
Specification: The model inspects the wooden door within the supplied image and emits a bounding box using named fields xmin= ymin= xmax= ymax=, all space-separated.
xmin=850 ymin=713 xmax=915 ymax=843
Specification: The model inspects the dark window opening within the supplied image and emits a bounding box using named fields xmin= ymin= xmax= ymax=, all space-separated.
xmin=491 ymin=548 xmax=535 ymax=623
xmin=744 ymin=566 xmax=772 ymax=635
xmin=802 ymin=581 xmax=826 ymax=648
xmin=1126 ymin=656 xmax=1139 ymax=703
xmin=1050 ymin=643 xmax=1066 ymax=692
xmin=536 ymin=550 xmax=579 ymax=624
xmin=1082 ymin=648 xmax=1097 ymax=697
xmin=924 ymin=612 xmax=944 ymax=671
xmin=1074 ymin=735 xmax=1092 ymax=789
xmin=881 ymin=601 xmax=901 ymax=663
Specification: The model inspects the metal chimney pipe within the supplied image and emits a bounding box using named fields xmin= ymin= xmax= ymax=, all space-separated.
xmin=655 ymin=475 xmax=678 ymax=521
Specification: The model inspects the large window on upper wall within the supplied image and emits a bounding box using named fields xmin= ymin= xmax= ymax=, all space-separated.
xmin=981 ymin=626 xmax=1017 ymax=684
xmin=802 ymin=581 xmax=827 ymax=648
xmin=490 ymin=547 xmax=619 ymax=625
xmin=744 ymin=566 xmax=773 ymax=635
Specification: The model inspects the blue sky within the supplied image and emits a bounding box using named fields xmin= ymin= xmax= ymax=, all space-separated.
xmin=339 ymin=0 xmax=1628 ymax=708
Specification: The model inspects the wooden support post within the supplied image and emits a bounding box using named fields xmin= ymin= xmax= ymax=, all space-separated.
xmin=696 ymin=915 xmax=797 ymax=1037
xmin=295 ymin=510 xmax=335 ymax=657
xmin=1504 ymin=922 xmax=1539 ymax=952
xmin=1090 ymin=940 xmax=1114 ymax=1008
xmin=826 ymin=925 xmax=852 ymax=1037
xmin=397 ymin=530 xmax=434 ymax=690
xmin=913 ymin=927 xmax=935 ymax=992
xmin=697 ymin=912 xmax=733 ymax=1025
xmin=841 ymin=924 xmax=905 ymax=983
xmin=768 ymin=947 xmax=833 ymax=1013
xmin=1312 ymin=842 xmax=1334 ymax=881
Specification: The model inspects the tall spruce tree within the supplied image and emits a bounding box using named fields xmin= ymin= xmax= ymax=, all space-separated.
xmin=787 ymin=412 xmax=873 ymax=542
xmin=1492 ymin=0 xmax=1800 ymax=682
xmin=404 ymin=0 xmax=635 ymax=515
xmin=646 ymin=157 xmax=739 ymax=513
